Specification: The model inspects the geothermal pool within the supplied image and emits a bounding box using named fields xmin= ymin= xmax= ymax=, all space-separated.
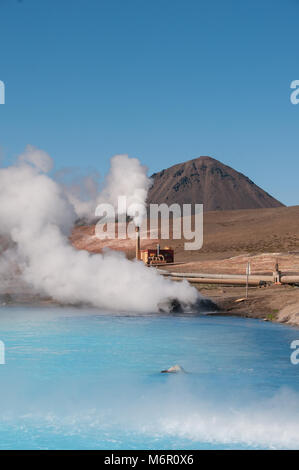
xmin=0 ymin=306 xmax=299 ymax=450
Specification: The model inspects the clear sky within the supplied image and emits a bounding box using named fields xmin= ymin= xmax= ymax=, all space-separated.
xmin=0 ymin=0 xmax=298 ymax=205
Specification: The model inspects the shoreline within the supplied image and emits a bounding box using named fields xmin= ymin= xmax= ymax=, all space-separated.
xmin=197 ymin=283 xmax=299 ymax=328
xmin=1 ymin=284 xmax=299 ymax=328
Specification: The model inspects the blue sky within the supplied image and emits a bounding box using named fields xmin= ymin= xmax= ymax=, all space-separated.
xmin=0 ymin=0 xmax=298 ymax=205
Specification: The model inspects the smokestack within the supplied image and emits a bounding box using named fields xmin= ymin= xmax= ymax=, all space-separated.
xmin=135 ymin=226 xmax=141 ymax=260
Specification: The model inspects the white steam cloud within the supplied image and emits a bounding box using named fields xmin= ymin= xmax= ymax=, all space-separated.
xmin=55 ymin=168 xmax=101 ymax=219
xmin=18 ymin=144 xmax=54 ymax=173
xmin=56 ymin=154 xmax=150 ymax=224
xmin=97 ymin=154 xmax=151 ymax=225
xmin=0 ymin=147 xmax=199 ymax=312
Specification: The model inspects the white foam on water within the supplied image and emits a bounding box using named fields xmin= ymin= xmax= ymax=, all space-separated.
xmin=0 ymin=372 xmax=298 ymax=449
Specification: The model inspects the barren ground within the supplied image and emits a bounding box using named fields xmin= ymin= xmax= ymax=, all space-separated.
xmin=71 ymin=205 xmax=299 ymax=326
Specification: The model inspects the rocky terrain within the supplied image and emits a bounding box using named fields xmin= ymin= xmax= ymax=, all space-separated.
xmin=70 ymin=205 xmax=299 ymax=326
xmin=147 ymin=156 xmax=284 ymax=211
xmin=71 ymin=205 xmax=299 ymax=261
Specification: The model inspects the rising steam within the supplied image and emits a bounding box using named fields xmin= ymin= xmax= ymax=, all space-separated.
xmin=55 ymin=154 xmax=150 ymax=224
xmin=0 ymin=146 xmax=199 ymax=312
xmin=97 ymin=154 xmax=151 ymax=225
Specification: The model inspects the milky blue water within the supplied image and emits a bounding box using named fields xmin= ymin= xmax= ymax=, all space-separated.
xmin=0 ymin=306 xmax=299 ymax=449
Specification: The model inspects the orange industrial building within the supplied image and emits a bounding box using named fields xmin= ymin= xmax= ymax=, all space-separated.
xmin=140 ymin=247 xmax=174 ymax=265
xmin=135 ymin=226 xmax=174 ymax=265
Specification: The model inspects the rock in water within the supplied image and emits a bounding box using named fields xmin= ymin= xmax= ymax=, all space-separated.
xmin=161 ymin=364 xmax=186 ymax=374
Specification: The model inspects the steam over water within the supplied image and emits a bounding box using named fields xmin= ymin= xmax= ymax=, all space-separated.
xmin=1 ymin=307 xmax=299 ymax=450
xmin=0 ymin=147 xmax=198 ymax=312
xmin=1 ymin=147 xmax=298 ymax=450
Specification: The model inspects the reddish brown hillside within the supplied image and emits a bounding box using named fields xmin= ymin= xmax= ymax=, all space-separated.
xmin=147 ymin=156 xmax=284 ymax=211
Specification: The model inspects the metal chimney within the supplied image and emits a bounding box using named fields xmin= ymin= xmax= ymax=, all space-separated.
xmin=135 ymin=226 xmax=141 ymax=260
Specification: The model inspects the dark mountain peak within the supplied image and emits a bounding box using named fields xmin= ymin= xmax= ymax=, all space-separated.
xmin=148 ymin=156 xmax=284 ymax=212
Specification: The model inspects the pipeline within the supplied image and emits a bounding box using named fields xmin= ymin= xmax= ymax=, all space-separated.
xmin=170 ymin=277 xmax=265 ymax=286
xmin=159 ymin=271 xmax=272 ymax=282
xmin=281 ymin=276 xmax=299 ymax=284
xmin=156 ymin=264 xmax=299 ymax=286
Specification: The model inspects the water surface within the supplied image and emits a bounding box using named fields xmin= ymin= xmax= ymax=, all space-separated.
xmin=0 ymin=306 xmax=299 ymax=449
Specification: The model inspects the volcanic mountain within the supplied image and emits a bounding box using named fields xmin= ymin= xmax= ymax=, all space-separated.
xmin=147 ymin=156 xmax=284 ymax=211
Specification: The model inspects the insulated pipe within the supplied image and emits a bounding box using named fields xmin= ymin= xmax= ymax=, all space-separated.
xmin=170 ymin=277 xmax=265 ymax=286
xmin=160 ymin=271 xmax=273 ymax=282
xmin=281 ymin=276 xmax=299 ymax=284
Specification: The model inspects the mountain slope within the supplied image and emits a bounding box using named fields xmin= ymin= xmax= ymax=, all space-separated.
xmin=147 ymin=156 xmax=284 ymax=211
